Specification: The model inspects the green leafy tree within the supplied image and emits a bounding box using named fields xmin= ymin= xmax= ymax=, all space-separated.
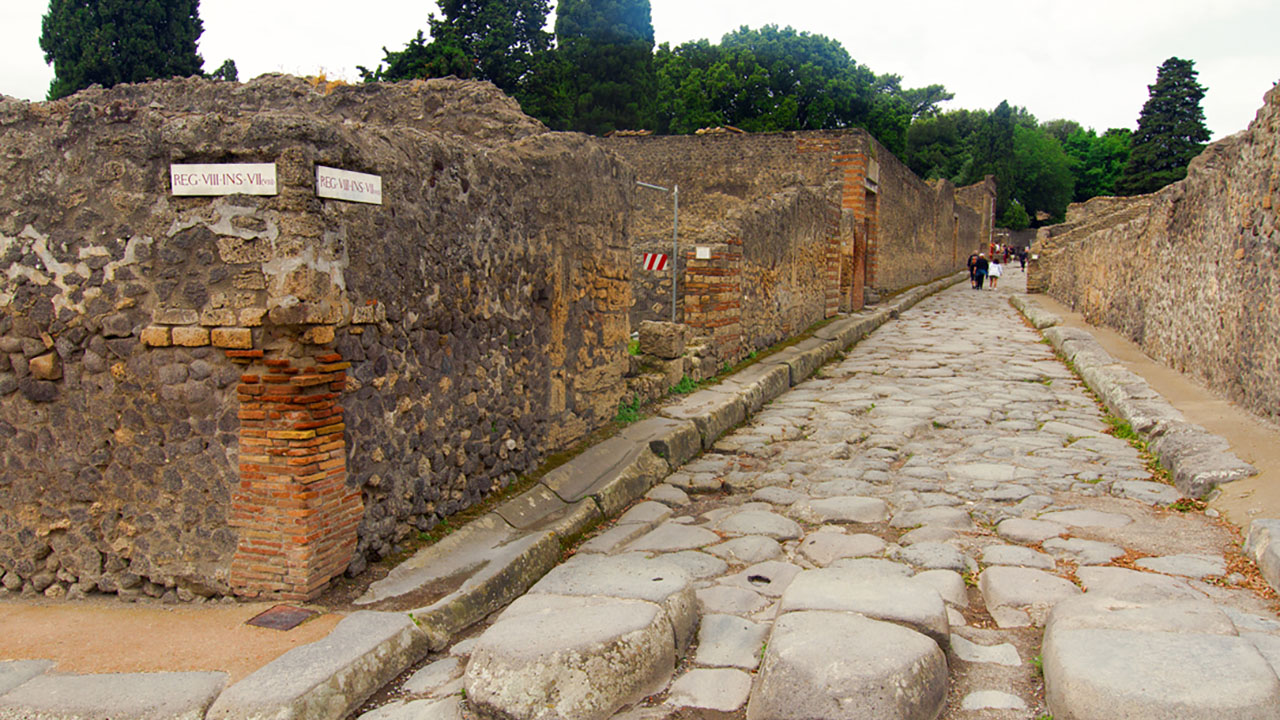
xmin=40 ymin=0 xmax=205 ymax=100
xmin=1116 ymin=57 xmax=1210 ymax=195
xmin=1063 ymin=127 xmax=1131 ymax=201
xmin=208 ymin=59 xmax=238 ymax=82
xmin=556 ymin=0 xmax=657 ymax=134
xmin=1009 ymin=124 xmax=1075 ymax=224
xmin=358 ymin=29 xmax=475 ymax=83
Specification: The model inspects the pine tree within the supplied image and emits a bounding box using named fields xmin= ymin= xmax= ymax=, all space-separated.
xmin=1116 ymin=57 xmax=1210 ymax=196
xmin=555 ymin=0 xmax=656 ymax=134
xmin=40 ymin=0 xmax=205 ymax=100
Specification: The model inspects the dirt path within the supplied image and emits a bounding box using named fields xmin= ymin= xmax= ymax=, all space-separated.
xmin=0 ymin=598 xmax=342 ymax=682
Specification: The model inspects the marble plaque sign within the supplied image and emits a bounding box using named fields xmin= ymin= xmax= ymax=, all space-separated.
xmin=170 ymin=163 xmax=277 ymax=196
xmin=316 ymin=166 xmax=382 ymax=205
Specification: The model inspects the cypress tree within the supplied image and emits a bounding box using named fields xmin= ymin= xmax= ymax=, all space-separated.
xmin=40 ymin=0 xmax=205 ymax=100
xmin=1116 ymin=57 xmax=1210 ymax=195
xmin=555 ymin=0 xmax=656 ymax=134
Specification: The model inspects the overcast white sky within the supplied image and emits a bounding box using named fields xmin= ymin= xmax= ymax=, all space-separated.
xmin=2 ymin=1 xmax=1277 ymax=140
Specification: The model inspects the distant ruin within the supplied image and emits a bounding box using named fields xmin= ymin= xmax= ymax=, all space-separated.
xmin=1030 ymin=83 xmax=1280 ymax=423
xmin=0 ymin=75 xmax=992 ymax=600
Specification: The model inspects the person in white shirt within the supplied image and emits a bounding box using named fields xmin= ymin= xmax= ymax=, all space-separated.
xmin=988 ymin=256 xmax=1003 ymax=289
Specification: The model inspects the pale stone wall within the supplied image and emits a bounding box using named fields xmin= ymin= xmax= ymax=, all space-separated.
xmin=1030 ymin=84 xmax=1280 ymax=422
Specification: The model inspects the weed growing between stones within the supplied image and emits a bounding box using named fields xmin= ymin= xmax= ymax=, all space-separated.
xmin=615 ymin=395 xmax=643 ymax=425
xmin=670 ymin=375 xmax=699 ymax=394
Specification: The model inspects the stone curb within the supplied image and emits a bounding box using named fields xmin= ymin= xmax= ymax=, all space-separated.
xmin=1008 ymin=294 xmax=1060 ymax=329
xmin=0 ymin=667 xmax=227 ymax=720
xmin=0 ymin=271 xmax=966 ymax=720
xmin=1246 ymin=520 xmax=1280 ymax=596
xmin=205 ymin=611 xmax=430 ymax=720
xmin=1015 ymin=298 xmax=1257 ymax=500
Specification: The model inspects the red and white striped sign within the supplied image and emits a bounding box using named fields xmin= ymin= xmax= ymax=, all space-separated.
xmin=641 ymin=253 xmax=669 ymax=271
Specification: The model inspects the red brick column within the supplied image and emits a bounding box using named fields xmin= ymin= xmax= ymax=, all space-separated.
xmin=683 ymin=239 xmax=744 ymax=363
xmin=225 ymin=348 xmax=362 ymax=600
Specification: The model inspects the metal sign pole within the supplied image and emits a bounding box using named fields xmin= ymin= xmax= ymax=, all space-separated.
xmin=636 ymin=180 xmax=680 ymax=323
xmin=671 ymin=185 xmax=679 ymax=323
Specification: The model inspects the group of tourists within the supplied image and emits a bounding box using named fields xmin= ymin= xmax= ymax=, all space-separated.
xmin=967 ymin=244 xmax=1027 ymax=290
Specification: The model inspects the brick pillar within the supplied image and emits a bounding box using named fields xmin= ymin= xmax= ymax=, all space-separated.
xmin=835 ymin=153 xmax=870 ymax=311
xmin=226 ymin=347 xmax=362 ymax=600
xmin=683 ymin=240 xmax=743 ymax=363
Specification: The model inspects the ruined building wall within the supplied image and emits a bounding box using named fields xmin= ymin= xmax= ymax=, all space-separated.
xmin=1030 ymin=84 xmax=1280 ymax=422
xmin=0 ymin=76 xmax=632 ymax=600
xmin=605 ymin=131 xmax=994 ymax=364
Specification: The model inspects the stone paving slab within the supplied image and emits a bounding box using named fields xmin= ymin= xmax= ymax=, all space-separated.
xmin=0 ymin=660 xmax=53 ymax=696
xmin=464 ymin=594 xmax=677 ymax=720
xmin=1044 ymin=628 xmax=1280 ymax=719
xmin=778 ymin=569 xmax=950 ymax=647
xmin=0 ymin=670 xmax=227 ymax=720
xmin=747 ymin=610 xmax=947 ymax=720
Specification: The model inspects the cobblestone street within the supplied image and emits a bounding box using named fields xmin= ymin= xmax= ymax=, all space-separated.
xmin=353 ymin=272 xmax=1280 ymax=720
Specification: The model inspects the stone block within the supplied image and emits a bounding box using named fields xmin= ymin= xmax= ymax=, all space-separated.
xmin=465 ymin=594 xmax=677 ymax=720
xmin=200 ymin=308 xmax=237 ymax=326
xmin=211 ymin=328 xmax=252 ymax=349
xmin=638 ymin=321 xmax=686 ymax=359
xmin=28 ymin=352 xmax=61 ymax=381
xmin=305 ymin=325 xmax=336 ymax=345
xmin=171 ymin=326 xmax=210 ymax=347
xmin=239 ymin=307 xmax=267 ymax=327
xmin=154 ymin=308 xmax=199 ymax=325
xmin=140 ymin=326 xmax=172 ymax=347
xmin=746 ymin=611 xmax=946 ymax=720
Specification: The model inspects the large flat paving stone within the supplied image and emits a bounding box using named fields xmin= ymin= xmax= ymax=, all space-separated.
xmin=1076 ymin=566 xmax=1204 ymax=602
xmin=694 ymin=614 xmax=769 ymax=670
xmin=1044 ymin=628 xmax=1280 ymax=719
xmin=1135 ymin=553 xmax=1227 ymax=578
xmin=0 ymin=671 xmax=227 ymax=720
xmin=1042 ymin=537 xmax=1125 ymax=565
xmin=529 ymin=554 xmax=697 ymax=650
xmin=746 ymin=611 xmax=947 ymax=720
xmin=1039 ymin=509 xmax=1132 ymax=528
xmin=778 ymin=569 xmax=949 ymax=648
xmin=625 ymin=523 xmax=720 ymax=552
xmin=464 ymin=594 xmax=678 ymax=720
xmin=996 ymin=518 xmax=1066 ymax=543
xmin=1046 ymin=595 xmax=1237 ymax=636
xmin=715 ymin=510 xmax=802 ymax=540
xmin=979 ymin=566 xmax=1080 ymax=628
xmin=787 ymin=497 xmax=888 ymax=525
xmin=666 ymin=668 xmax=752 ymax=713
xmin=706 ymin=536 xmax=783 ymax=564
xmin=798 ymin=532 xmax=886 ymax=566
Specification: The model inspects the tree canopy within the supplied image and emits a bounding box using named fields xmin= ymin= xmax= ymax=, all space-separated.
xmin=1115 ymin=57 xmax=1210 ymax=195
xmin=555 ymin=0 xmax=657 ymax=134
xmin=40 ymin=0 xmax=205 ymax=100
xmin=352 ymin=4 xmax=1176 ymax=224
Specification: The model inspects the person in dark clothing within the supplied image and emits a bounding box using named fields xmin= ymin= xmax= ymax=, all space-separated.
xmin=967 ymin=253 xmax=980 ymax=288
xmin=974 ymin=254 xmax=989 ymax=289
xmin=1018 ymin=248 xmax=1026 ymax=271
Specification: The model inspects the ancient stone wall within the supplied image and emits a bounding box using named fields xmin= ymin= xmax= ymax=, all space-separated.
xmin=604 ymin=131 xmax=993 ymax=364
xmin=1030 ymin=84 xmax=1280 ymax=422
xmin=0 ymin=76 xmax=633 ymax=600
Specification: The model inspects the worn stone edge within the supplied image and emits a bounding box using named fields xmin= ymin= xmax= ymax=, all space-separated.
xmin=1246 ymin=520 xmax=1280 ymax=596
xmin=205 ymin=611 xmax=431 ymax=720
xmin=1008 ymin=294 xmax=1061 ymax=329
xmin=1025 ymin=307 xmax=1257 ymax=499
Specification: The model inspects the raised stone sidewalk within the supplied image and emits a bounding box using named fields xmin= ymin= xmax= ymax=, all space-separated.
xmin=6 ymin=270 xmax=1280 ymax=720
